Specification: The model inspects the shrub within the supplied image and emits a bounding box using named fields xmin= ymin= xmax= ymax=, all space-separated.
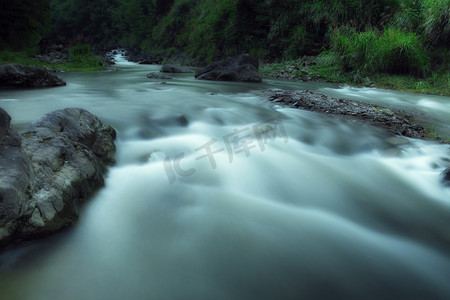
xmin=421 ymin=0 xmax=450 ymax=46
xmin=68 ymin=44 xmax=103 ymax=68
xmin=69 ymin=44 xmax=91 ymax=57
xmin=330 ymin=26 xmax=429 ymax=76
xmin=376 ymin=27 xmax=429 ymax=75
xmin=330 ymin=27 xmax=378 ymax=72
xmin=284 ymin=26 xmax=312 ymax=60
xmin=389 ymin=5 xmax=423 ymax=32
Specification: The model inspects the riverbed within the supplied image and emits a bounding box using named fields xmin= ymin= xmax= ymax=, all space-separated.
xmin=0 ymin=55 xmax=449 ymax=300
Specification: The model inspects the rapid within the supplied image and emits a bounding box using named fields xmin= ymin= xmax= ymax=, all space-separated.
xmin=0 ymin=53 xmax=449 ymax=300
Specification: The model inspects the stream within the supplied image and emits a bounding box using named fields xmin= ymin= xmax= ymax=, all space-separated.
xmin=0 ymin=54 xmax=449 ymax=299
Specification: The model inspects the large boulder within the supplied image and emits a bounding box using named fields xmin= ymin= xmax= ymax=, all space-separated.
xmin=194 ymin=54 xmax=262 ymax=82
xmin=0 ymin=109 xmax=33 ymax=244
xmin=0 ymin=64 xmax=66 ymax=88
xmin=160 ymin=64 xmax=192 ymax=73
xmin=0 ymin=108 xmax=116 ymax=247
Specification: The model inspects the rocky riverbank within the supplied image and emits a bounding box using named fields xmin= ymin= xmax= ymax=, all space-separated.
xmin=262 ymin=89 xmax=434 ymax=140
xmin=260 ymin=88 xmax=450 ymax=185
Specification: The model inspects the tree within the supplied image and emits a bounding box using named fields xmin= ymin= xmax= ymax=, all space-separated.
xmin=0 ymin=0 xmax=50 ymax=49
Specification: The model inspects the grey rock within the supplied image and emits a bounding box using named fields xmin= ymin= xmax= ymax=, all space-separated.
xmin=0 ymin=64 xmax=66 ymax=88
xmin=35 ymin=51 xmax=69 ymax=64
xmin=265 ymin=89 xmax=427 ymax=139
xmin=139 ymin=57 xmax=162 ymax=65
xmin=195 ymin=54 xmax=262 ymax=82
xmin=137 ymin=113 xmax=188 ymax=138
xmin=0 ymin=108 xmax=11 ymax=143
xmin=146 ymin=72 xmax=172 ymax=80
xmin=442 ymin=168 xmax=450 ymax=187
xmin=160 ymin=64 xmax=192 ymax=73
xmin=0 ymin=108 xmax=116 ymax=247
xmin=0 ymin=108 xmax=33 ymax=243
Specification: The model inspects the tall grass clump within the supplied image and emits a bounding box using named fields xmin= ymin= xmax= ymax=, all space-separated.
xmin=377 ymin=27 xmax=429 ymax=75
xmin=421 ymin=0 xmax=450 ymax=46
xmin=329 ymin=26 xmax=429 ymax=76
xmin=68 ymin=44 xmax=104 ymax=69
xmin=329 ymin=27 xmax=378 ymax=72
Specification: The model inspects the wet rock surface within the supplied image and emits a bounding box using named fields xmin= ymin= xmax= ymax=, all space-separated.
xmin=195 ymin=54 xmax=262 ymax=82
xmin=442 ymin=168 xmax=450 ymax=187
xmin=263 ymin=89 xmax=427 ymax=139
xmin=0 ymin=108 xmax=116 ymax=248
xmin=0 ymin=64 xmax=66 ymax=88
xmin=146 ymin=72 xmax=173 ymax=80
xmin=35 ymin=44 xmax=69 ymax=65
xmin=160 ymin=64 xmax=192 ymax=73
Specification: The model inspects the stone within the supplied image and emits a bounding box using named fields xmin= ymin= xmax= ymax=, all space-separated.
xmin=0 ymin=64 xmax=66 ymax=88
xmin=160 ymin=64 xmax=192 ymax=73
xmin=139 ymin=57 xmax=162 ymax=65
xmin=146 ymin=72 xmax=173 ymax=80
xmin=0 ymin=108 xmax=116 ymax=248
xmin=194 ymin=54 xmax=262 ymax=82
xmin=442 ymin=168 xmax=450 ymax=187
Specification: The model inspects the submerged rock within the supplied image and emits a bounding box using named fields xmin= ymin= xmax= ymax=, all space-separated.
xmin=0 ymin=63 xmax=66 ymax=88
xmin=0 ymin=108 xmax=116 ymax=248
xmin=442 ymin=168 xmax=450 ymax=187
xmin=195 ymin=54 xmax=262 ymax=83
xmin=160 ymin=64 xmax=192 ymax=73
xmin=146 ymin=72 xmax=173 ymax=80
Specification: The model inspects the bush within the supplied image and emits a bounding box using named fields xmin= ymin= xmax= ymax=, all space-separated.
xmin=69 ymin=44 xmax=91 ymax=56
xmin=68 ymin=44 xmax=104 ymax=68
xmin=330 ymin=26 xmax=429 ymax=76
xmin=389 ymin=5 xmax=422 ymax=32
xmin=422 ymin=0 xmax=450 ymax=46
xmin=377 ymin=27 xmax=428 ymax=75
xmin=330 ymin=27 xmax=378 ymax=72
xmin=152 ymin=0 xmax=199 ymax=49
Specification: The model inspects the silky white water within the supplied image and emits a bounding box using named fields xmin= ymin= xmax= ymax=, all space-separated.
xmin=0 ymin=55 xmax=449 ymax=300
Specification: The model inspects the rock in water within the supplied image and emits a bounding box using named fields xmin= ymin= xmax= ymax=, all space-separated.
xmin=442 ymin=168 xmax=450 ymax=187
xmin=0 ymin=63 xmax=66 ymax=88
xmin=160 ymin=64 xmax=192 ymax=73
xmin=0 ymin=108 xmax=33 ymax=244
xmin=146 ymin=72 xmax=173 ymax=80
xmin=0 ymin=108 xmax=116 ymax=247
xmin=195 ymin=54 xmax=262 ymax=83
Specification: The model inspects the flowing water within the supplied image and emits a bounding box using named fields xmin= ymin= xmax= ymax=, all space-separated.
xmin=0 ymin=54 xmax=449 ymax=300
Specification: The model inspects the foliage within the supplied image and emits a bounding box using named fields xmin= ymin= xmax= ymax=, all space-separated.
xmin=0 ymin=49 xmax=42 ymax=65
xmin=2 ymin=0 xmax=448 ymax=93
xmin=0 ymin=0 xmax=50 ymax=50
xmin=0 ymin=46 xmax=105 ymax=72
xmin=261 ymin=57 xmax=449 ymax=96
xmin=389 ymin=1 xmax=423 ymax=32
xmin=68 ymin=44 xmax=105 ymax=69
xmin=421 ymin=0 xmax=450 ymax=46
xmin=329 ymin=26 xmax=429 ymax=76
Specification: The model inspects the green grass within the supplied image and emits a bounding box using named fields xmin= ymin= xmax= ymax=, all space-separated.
xmin=261 ymin=24 xmax=447 ymax=96
xmin=0 ymin=45 xmax=107 ymax=72
xmin=372 ymin=72 xmax=450 ymax=96
xmin=329 ymin=27 xmax=429 ymax=76
xmin=261 ymin=57 xmax=450 ymax=96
